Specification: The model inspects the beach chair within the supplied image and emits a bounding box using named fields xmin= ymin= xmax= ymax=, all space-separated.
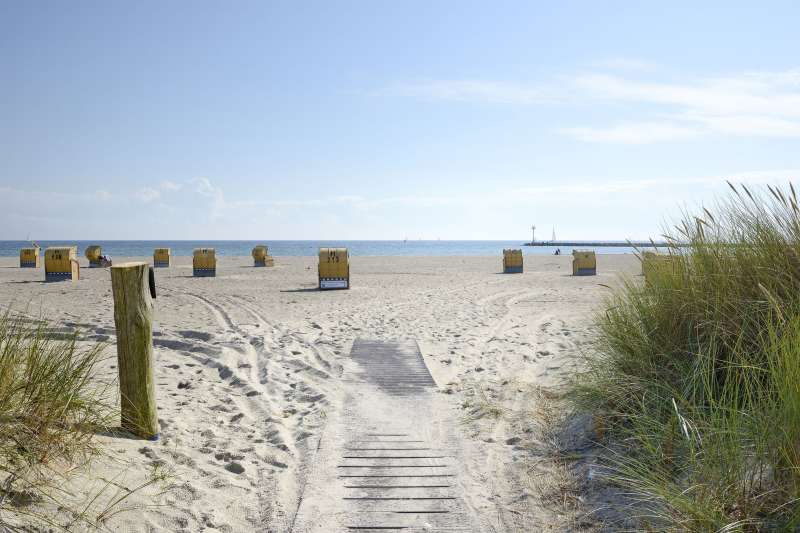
xmin=153 ymin=248 xmax=171 ymax=268
xmin=252 ymin=245 xmax=275 ymax=267
xmin=85 ymin=245 xmax=103 ymax=268
xmin=503 ymin=249 xmax=523 ymax=273
xmin=572 ymin=250 xmax=596 ymax=276
xmin=193 ymin=248 xmax=216 ymax=277
xmin=45 ymin=247 xmax=80 ymax=281
xmin=19 ymin=247 xmax=40 ymax=268
xmin=318 ymin=248 xmax=349 ymax=289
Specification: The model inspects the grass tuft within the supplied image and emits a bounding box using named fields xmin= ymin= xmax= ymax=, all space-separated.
xmin=0 ymin=309 xmax=114 ymax=529
xmin=572 ymin=184 xmax=800 ymax=530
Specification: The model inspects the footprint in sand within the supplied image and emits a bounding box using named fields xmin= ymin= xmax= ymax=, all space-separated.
xmin=225 ymin=462 xmax=245 ymax=474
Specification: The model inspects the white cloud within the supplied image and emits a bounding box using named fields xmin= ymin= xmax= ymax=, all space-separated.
xmin=186 ymin=177 xmax=261 ymax=219
xmin=7 ymin=170 xmax=795 ymax=219
xmin=391 ymin=66 xmax=800 ymax=142
xmin=261 ymin=169 xmax=799 ymax=210
xmin=513 ymin=169 xmax=799 ymax=196
xmin=572 ymin=72 xmax=800 ymax=118
xmin=565 ymin=71 xmax=800 ymax=142
xmin=192 ymin=177 xmax=217 ymax=197
xmin=3 ymin=170 xmax=797 ymax=239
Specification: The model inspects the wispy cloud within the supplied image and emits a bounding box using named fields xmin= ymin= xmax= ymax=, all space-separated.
xmin=6 ymin=169 xmax=795 ymax=215
xmin=513 ymin=169 xmax=799 ymax=196
xmin=572 ymin=71 xmax=800 ymax=117
xmin=566 ymin=71 xmax=800 ymax=141
xmin=390 ymin=66 xmax=800 ymax=142
xmin=3 ymin=170 xmax=797 ymax=239
xmin=190 ymin=177 xmax=229 ymax=220
xmin=187 ymin=177 xmax=267 ymax=220
xmin=264 ymin=169 xmax=799 ymax=210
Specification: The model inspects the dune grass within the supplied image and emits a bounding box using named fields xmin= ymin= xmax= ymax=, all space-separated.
xmin=0 ymin=310 xmax=114 ymax=529
xmin=572 ymin=183 xmax=800 ymax=530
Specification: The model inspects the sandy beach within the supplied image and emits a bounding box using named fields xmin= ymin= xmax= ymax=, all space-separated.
xmin=0 ymin=254 xmax=640 ymax=532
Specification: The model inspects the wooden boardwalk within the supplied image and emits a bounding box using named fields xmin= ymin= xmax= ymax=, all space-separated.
xmin=291 ymin=339 xmax=479 ymax=532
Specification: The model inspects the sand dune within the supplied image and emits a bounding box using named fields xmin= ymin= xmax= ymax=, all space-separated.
xmin=0 ymin=254 xmax=640 ymax=531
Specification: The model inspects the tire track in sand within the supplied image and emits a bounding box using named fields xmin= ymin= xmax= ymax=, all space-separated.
xmin=179 ymin=290 xmax=313 ymax=531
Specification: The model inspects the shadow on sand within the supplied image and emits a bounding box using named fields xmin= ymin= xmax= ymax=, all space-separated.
xmin=280 ymin=287 xmax=321 ymax=293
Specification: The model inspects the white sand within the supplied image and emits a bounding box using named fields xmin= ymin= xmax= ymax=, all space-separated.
xmin=0 ymin=254 xmax=641 ymax=531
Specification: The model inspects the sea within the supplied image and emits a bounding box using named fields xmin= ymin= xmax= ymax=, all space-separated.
xmin=0 ymin=240 xmax=641 ymax=257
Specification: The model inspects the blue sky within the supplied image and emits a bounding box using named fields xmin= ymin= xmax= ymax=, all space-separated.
xmin=2 ymin=1 xmax=799 ymax=240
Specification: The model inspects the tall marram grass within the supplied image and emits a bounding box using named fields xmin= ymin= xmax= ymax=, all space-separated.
xmin=573 ymin=183 xmax=800 ymax=531
xmin=0 ymin=310 xmax=113 ymax=529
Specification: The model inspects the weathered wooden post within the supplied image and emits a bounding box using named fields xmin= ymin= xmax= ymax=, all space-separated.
xmin=110 ymin=262 xmax=159 ymax=439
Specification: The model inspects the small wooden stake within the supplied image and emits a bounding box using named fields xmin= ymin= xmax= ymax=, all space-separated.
xmin=111 ymin=262 xmax=159 ymax=439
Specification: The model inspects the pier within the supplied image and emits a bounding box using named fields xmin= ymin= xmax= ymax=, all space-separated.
xmin=523 ymin=240 xmax=673 ymax=248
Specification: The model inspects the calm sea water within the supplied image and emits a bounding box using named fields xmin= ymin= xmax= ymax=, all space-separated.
xmin=0 ymin=240 xmax=638 ymax=257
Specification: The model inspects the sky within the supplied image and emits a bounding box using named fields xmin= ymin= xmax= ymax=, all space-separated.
xmin=2 ymin=1 xmax=800 ymax=241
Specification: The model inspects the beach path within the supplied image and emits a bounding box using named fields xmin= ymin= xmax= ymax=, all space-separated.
xmin=290 ymin=338 xmax=481 ymax=532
